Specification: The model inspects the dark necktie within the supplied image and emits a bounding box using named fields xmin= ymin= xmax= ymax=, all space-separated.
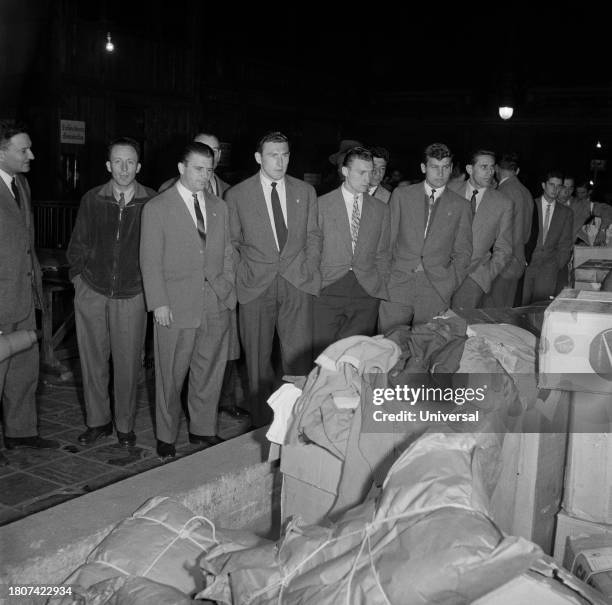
xmin=11 ymin=177 xmax=21 ymax=208
xmin=192 ymin=193 xmax=206 ymax=245
xmin=470 ymin=189 xmax=479 ymax=217
xmin=271 ymin=182 xmax=287 ymax=251
xmin=424 ymin=189 xmax=436 ymax=237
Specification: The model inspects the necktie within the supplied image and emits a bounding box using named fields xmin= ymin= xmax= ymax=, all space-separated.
xmin=205 ymin=179 xmax=214 ymax=196
xmin=192 ymin=192 xmax=206 ymax=245
xmin=11 ymin=177 xmax=21 ymax=208
xmin=543 ymin=202 xmax=552 ymax=243
xmin=424 ymin=189 xmax=436 ymax=237
xmin=350 ymin=194 xmax=360 ymax=252
xmin=270 ymin=182 xmax=287 ymax=251
xmin=470 ymin=189 xmax=479 ymax=217
xmin=118 ymin=192 xmax=126 ymax=209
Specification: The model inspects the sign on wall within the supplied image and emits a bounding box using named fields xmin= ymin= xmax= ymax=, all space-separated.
xmin=60 ymin=120 xmax=86 ymax=145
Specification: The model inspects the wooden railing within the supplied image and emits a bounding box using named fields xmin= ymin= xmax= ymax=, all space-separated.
xmin=33 ymin=201 xmax=79 ymax=250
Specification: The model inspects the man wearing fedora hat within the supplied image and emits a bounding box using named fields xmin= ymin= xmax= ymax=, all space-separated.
xmin=322 ymin=139 xmax=363 ymax=194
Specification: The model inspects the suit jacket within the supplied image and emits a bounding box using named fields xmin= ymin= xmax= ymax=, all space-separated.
xmin=454 ymin=183 xmax=513 ymax=293
xmin=318 ymin=188 xmax=390 ymax=299
xmin=526 ymin=197 xmax=573 ymax=270
xmin=0 ymin=174 xmax=43 ymax=325
xmin=497 ymin=175 xmax=534 ymax=279
xmin=371 ymin=185 xmax=391 ymax=204
xmin=140 ymin=185 xmax=236 ymax=329
xmin=387 ymin=182 xmax=472 ymax=305
xmin=225 ymin=173 xmax=321 ymax=304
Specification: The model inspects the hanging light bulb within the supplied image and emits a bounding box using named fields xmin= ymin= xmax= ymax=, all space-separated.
xmin=105 ymin=32 xmax=114 ymax=53
xmin=596 ymin=141 xmax=602 ymax=149
xmin=589 ymin=179 xmax=595 ymax=186
xmin=498 ymin=106 xmax=514 ymax=120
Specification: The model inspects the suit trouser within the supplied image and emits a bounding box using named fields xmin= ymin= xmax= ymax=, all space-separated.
xmin=154 ymin=284 xmax=229 ymax=443
xmin=522 ymin=264 xmax=558 ymax=305
xmin=313 ymin=271 xmax=380 ymax=359
xmin=451 ymin=276 xmax=484 ymax=310
xmin=0 ymin=306 xmax=38 ymax=438
xmin=74 ymin=277 xmax=146 ymax=433
xmin=239 ymin=275 xmax=313 ymax=427
xmin=482 ymin=275 xmax=520 ymax=308
xmin=378 ymin=272 xmax=447 ymax=332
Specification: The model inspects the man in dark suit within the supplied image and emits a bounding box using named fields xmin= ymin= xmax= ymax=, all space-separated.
xmin=378 ymin=143 xmax=472 ymax=330
xmin=0 ymin=121 xmax=58 ymax=452
xmin=522 ymin=171 xmax=573 ymax=305
xmin=367 ymin=146 xmax=391 ymax=204
xmin=140 ymin=142 xmax=236 ymax=459
xmin=158 ymin=132 xmax=229 ymax=197
xmin=483 ymin=152 xmax=534 ymax=307
xmin=225 ymin=132 xmax=321 ymax=427
xmin=450 ymin=150 xmax=513 ymax=309
xmin=314 ymin=147 xmax=390 ymax=357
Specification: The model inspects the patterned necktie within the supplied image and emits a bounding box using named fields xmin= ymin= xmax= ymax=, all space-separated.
xmin=192 ymin=193 xmax=206 ymax=245
xmin=424 ymin=189 xmax=436 ymax=237
xmin=205 ymin=179 xmax=214 ymax=196
xmin=11 ymin=177 xmax=21 ymax=208
xmin=543 ymin=202 xmax=552 ymax=243
xmin=470 ymin=189 xmax=479 ymax=217
xmin=270 ymin=182 xmax=287 ymax=251
xmin=350 ymin=194 xmax=360 ymax=252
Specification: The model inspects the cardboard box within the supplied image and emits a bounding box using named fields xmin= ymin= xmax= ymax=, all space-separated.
xmin=280 ymin=443 xmax=342 ymax=525
xmin=554 ymin=510 xmax=612 ymax=564
xmin=565 ymin=535 xmax=612 ymax=600
xmin=574 ymin=281 xmax=602 ymax=291
xmin=539 ymin=289 xmax=612 ymax=393
xmin=574 ymin=246 xmax=612 ymax=269
xmin=575 ymin=259 xmax=612 ymax=283
xmin=490 ymin=390 xmax=570 ymax=555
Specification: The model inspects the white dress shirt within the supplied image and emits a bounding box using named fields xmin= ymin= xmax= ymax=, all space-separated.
xmin=341 ymin=184 xmax=363 ymax=225
xmin=177 ymin=180 xmax=206 ymax=230
xmin=423 ymin=181 xmax=445 ymax=201
xmin=0 ymin=167 xmax=16 ymax=197
xmin=466 ymin=182 xmax=486 ymax=213
xmin=260 ymin=171 xmax=287 ymax=251
xmin=541 ymin=197 xmax=556 ymax=236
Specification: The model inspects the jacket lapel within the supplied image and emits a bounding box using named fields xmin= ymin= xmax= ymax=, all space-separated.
xmin=354 ymin=194 xmax=374 ymax=255
xmin=332 ymin=189 xmax=353 ymax=254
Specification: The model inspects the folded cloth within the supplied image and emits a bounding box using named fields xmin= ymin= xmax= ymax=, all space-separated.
xmin=315 ymin=335 xmax=400 ymax=374
xmin=266 ymin=383 xmax=303 ymax=445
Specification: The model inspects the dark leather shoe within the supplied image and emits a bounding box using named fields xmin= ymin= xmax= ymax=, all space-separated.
xmin=156 ymin=440 xmax=176 ymax=459
xmin=188 ymin=433 xmax=225 ymax=447
xmin=4 ymin=435 xmax=60 ymax=450
xmin=78 ymin=422 xmax=113 ymax=445
xmin=117 ymin=431 xmax=136 ymax=447
xmin=222 ymin=406 xmax=250 ymax=419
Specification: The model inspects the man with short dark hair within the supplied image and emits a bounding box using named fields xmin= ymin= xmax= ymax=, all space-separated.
xmin=450 ymin=149 xmax=513 ymax=310
xmin=483 ymin=152 xmax=534 ymax=307
xmin=378 ymin=143 xmax=472 ymax=330
xmin=314 ymin=147 xmax=390 ymax=356
xmin=141 ymin=142 xmax=236 ymax=458
xmin=68 ymin=137 xmax=157 ymax=447
xmin=368 ymin=145 xmax=391 ymax=203
xmin=522 ymin=171 xmax=573 ymax=304
xmin=158 ymin=132 xmax=229 ymax=196
xmin=0 ymin=121 xmax=58 ymax=452
xmin=225 ymin=132 xmax=321 ymax=427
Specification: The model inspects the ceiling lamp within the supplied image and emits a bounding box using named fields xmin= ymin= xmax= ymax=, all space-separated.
xmin=498 ymin=106 xmax=514 ymax=120
xmin=105 ymin=32 xmax=114 ymax=53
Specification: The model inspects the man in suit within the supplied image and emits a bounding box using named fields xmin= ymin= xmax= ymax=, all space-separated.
xmin=450 ymin=150 xmax=513 ymax=309
xmin=378 ymin=143 xmax=472 ymax=330
xmin=0 ymin=121 xmax=58 ymax=452
xmin=522 ymin=171 xmax=573 ymax=305
xmin=225 ymin=131 xmax=321 ymax=427
xmin=67 ymin=137 xmax=157 ymax=447
xmin=483 ymin=152 xmax=534 ymax=307
xmin=158 ymin=132 xmax=229 ymax=197
xmin=367 ymin=146 xmax=391 ymax=204
xmin=314 ymin=147 xmax=390 ymax=357
xmin=140 ymin=142 xmax=236 ymax=459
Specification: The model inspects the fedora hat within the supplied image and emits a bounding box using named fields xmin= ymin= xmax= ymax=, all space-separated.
xmin=328 ymin=139 xmax=363 ymax=166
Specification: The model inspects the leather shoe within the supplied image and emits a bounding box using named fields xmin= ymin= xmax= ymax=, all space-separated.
xmin=156 ymin=440 xmax=176 ymax=459
xmin=117 ymin=431 xmax=136 ymax=447
xmin=4 ymin=435 xmax=60 ymax=450
xmin=222 ymin=405 xmax=250 ymax=419
xmin=188 ymin=433 xmax=225 ymax=448
xmin=78 ymin=422 xmax=113 ymax=445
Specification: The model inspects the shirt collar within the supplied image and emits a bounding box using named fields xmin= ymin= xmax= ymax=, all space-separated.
xmin=542 ymin=196 xmax=556 ymax=207
xmin=341 ymin=184 xmax=362 ymax=202
xmin=99 ymin=180 xmax=147 ymax=203
xmin=177 ymin=180 xmax=202 ymax=204
xmin=424 ymin=181 xmax=445 ymax=199
xmin=0 ymin=167 xmax=14 ymax=191
xmin=260 ymin=171 xmax=285 ymax=190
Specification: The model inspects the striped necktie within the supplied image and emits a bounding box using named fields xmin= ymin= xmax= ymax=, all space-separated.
xmin=350 ymin=194 xmax=360 ymax=252
xmin=192 ymin=193 xmax=206 ymax=245
xmin=424 ymin=189 xmax=436 ymax=237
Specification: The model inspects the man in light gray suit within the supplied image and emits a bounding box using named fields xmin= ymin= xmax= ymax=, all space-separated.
xmin=367 ymin=146 xmax=391 ymax=203
xmin=0 ymin=121 xmax=58 ymax=452
xmin=140 ymin=142 xmax=236 ymax=459
xmin=450 ymin=150 xmax=513 ymax=309
xmin=225 ymin=132 xmax=321 ymax=427
xmin=314 ymin=147 xmax=390 ymax=357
